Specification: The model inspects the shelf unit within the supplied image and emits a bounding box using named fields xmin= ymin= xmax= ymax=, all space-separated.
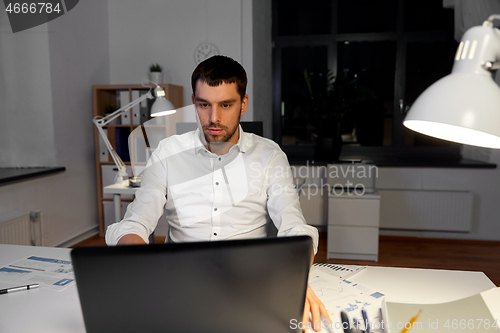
xmin=92 ymin=84 xmax=184 ymax=236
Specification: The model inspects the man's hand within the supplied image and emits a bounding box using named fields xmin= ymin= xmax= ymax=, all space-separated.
xmin=303 ymin=285 xmax=330 ymax=332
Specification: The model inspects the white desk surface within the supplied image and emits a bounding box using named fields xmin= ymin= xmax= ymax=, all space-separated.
xmin=0 ymin=244 xmax=85 ymax=333
xmin=350 ymin=266 xmax=495 ymax=304
xmin=103 ymin=180 xmax=138 ymax=195
xmin=0 ymin=244 xmax=496 ymax=333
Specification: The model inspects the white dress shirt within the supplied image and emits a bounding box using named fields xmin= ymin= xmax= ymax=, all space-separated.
xmin=105 ymin=126 xmax=319 ymax=253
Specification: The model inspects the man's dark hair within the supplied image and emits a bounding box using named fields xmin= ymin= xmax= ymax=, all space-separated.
xmin=191 ymin=55 xmax=247 ymax=100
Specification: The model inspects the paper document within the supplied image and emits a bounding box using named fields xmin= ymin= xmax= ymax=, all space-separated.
xmin=305 ymin=265 xmax=385 ymax=333
xmin=0 ymin=256 xmax=75 ymax=291
xmin=312 ymin=262 xmax=366 ymax=280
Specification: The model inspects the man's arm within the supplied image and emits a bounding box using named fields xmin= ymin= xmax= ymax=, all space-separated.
xmin=117 ymin=234 xmax=147 ymax=245
xmin=105 ymin=143 xmax=169 ymax=246
xmin=106 ymin=184 xmax=165 ymax=245
xmin=265 ymin=152 xmax=319 ymax=253
xmin=263 ymin=151 xmax=329 ymax=331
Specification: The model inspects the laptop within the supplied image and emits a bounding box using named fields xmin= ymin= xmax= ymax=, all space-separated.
xmin=71 ymin=236 xmax=312 ymax=333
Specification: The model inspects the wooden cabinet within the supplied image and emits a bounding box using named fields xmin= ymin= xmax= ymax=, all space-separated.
xmin=92 ymin=84 xmax=184 ymax=236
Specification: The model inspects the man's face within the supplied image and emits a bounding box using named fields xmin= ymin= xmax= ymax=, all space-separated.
xmin=192 ymin=81 xmax=248 ymax=145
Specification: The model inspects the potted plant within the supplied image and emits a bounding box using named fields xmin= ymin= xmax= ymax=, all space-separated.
xmin=103 ymin=104 xmax=119 ymax=125
xmin=302 ymin=70 xmax=377 ymax=162
xmin=149 ymin=63 xmax=163 ymax=83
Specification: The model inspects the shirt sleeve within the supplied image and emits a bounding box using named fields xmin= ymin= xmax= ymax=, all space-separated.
xmin=265 ymin=150 xmax=319 ymax=254
xmin=105 ymin=146 xmax=168 ymax=245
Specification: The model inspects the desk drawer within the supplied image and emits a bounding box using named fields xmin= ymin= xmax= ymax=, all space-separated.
xmin=327 ymin=226 xmax=378 ymax=260
xmin=328 ymin=195 xmax=380 ymax=227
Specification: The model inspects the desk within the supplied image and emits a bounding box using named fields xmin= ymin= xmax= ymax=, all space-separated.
xmin=0 ymin=244 xmax=496 ymax=332
xmin=0 ymin=244 xmax=84 ymax=333
xmin=103 ymin=180 xmax=138 ymax=224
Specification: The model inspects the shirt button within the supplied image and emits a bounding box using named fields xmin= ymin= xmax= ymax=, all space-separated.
xmin=214 ymin=233 xmax=217 ymax=236
xmin=215 ymin=182 xmax=219 ymax=185
xmin=214 ymin=208 xmax=218 ymax=211
xmin=218 ymin=157 xmax=221 ymax=161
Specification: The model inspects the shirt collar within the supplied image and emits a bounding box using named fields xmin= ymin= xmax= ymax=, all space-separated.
xmin=194 ymin=125 xmax=250 ymax=155
xmin=194 ymin=128 xmax=207 ymax=155
xmin=237 ymin=125 xmax=251 ymax=153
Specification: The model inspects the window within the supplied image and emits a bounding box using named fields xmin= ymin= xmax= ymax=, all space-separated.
xmin=273 ymin=0 xmax=458 ymax=161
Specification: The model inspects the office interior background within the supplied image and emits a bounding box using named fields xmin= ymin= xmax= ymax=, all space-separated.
xmin=1 ymin=0 xmax=500 ymax=248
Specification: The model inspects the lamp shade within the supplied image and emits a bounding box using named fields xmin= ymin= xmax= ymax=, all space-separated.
xmin=150 ymin=87 xmax=176 ymax=117
xmin=403 ymin=17 xmax=500 ymax=149
xmin=404 ymin=72 xmax=500 ymax=148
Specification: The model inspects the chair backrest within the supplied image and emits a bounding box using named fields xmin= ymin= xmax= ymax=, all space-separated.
xmin=175 ymin=122 xmax=197 ymax=134
xmin=241 ymin=121 xmax=263 ymax=136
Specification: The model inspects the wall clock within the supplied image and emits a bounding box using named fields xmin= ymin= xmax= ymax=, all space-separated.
xmin=194 ymin=42 xmax=220 ymax=64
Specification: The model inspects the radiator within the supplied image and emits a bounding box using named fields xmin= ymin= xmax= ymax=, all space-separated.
xmin=0 ymin=211 xmax=43 ymax=246
xmin=379 ymin=190 xmax=473 ymax=232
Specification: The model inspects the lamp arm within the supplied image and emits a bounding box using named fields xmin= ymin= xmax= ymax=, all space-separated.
xmin=92 ymin=90 xmax=155 ymax=183
xmin=93 ymin=121 xmax=128 ymax=182
xmin=480 ymin=15 xmax=500 ymax=71
xmin=486 ymin=15 xmax=500 ymax=26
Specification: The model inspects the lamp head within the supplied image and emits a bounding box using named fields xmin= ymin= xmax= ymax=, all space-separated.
xmin=403 ymin=15 xmax=500 ymax=148
xmin=150 ymin=86 xmax=176 ymax=117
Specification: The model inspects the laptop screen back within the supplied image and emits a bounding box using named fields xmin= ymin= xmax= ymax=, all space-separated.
xmin=71 ymin=236 xmax=312 ymax=333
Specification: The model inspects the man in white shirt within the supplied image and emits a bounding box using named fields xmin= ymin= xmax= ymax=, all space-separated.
xmin=106 ymin=55 xmax=330 ymax=331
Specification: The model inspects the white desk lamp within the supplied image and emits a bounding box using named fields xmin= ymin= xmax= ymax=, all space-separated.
xmin=404 ymin=15 xmax=500 ymax=148
xmin=93 ymin=84 xmax=176 ymax=183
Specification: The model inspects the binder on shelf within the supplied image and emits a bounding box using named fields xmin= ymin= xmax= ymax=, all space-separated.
xmin=115 ymin=127 xmax=131 ymax=162
xmin=98 ymin=128 xmax=109 ymax=162
xmin=140 ymin=91 xmax=151 ymax=124
xmin=119 ymin=90 xmax=131 ymax=125
xmin=133 ymin=138 xmax=148 ymax=164
xmin=132 ymin=90 xmax=141 ymax=125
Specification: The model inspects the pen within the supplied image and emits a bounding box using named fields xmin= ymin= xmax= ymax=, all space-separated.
xmin=0 ymin=283 xmax=39 ymax=294
xmin=361 ymin=309 xmax=370 ymax=333
xmin=399 ymin=310 xmax=422 ymax=333
xmin=340 ymin=311 xmax=352 ymax=333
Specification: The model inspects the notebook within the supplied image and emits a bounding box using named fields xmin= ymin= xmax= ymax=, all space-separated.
xmin=71 ymin=236 xmax=312 ymax=333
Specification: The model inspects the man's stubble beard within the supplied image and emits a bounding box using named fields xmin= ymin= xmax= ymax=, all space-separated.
xmin=203 ymin=111 xmax=241 ymax=145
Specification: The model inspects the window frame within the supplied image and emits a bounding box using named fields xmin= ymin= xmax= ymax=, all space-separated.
xmin=272 ymin=0 xmax=457 ymax=151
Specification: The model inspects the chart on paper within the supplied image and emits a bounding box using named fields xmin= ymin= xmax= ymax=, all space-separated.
xmin=306 ymin=266 xmax=386 ymax=333
xmin=0 ymin=267 xmax=31 ymax=278
xmin=308 ymin=271 xmax=380 ymax=314
xmin=0 ymin=256 xmax=75 ymax=291
xmin=312 ymin=263 xmax=366 ymax=280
